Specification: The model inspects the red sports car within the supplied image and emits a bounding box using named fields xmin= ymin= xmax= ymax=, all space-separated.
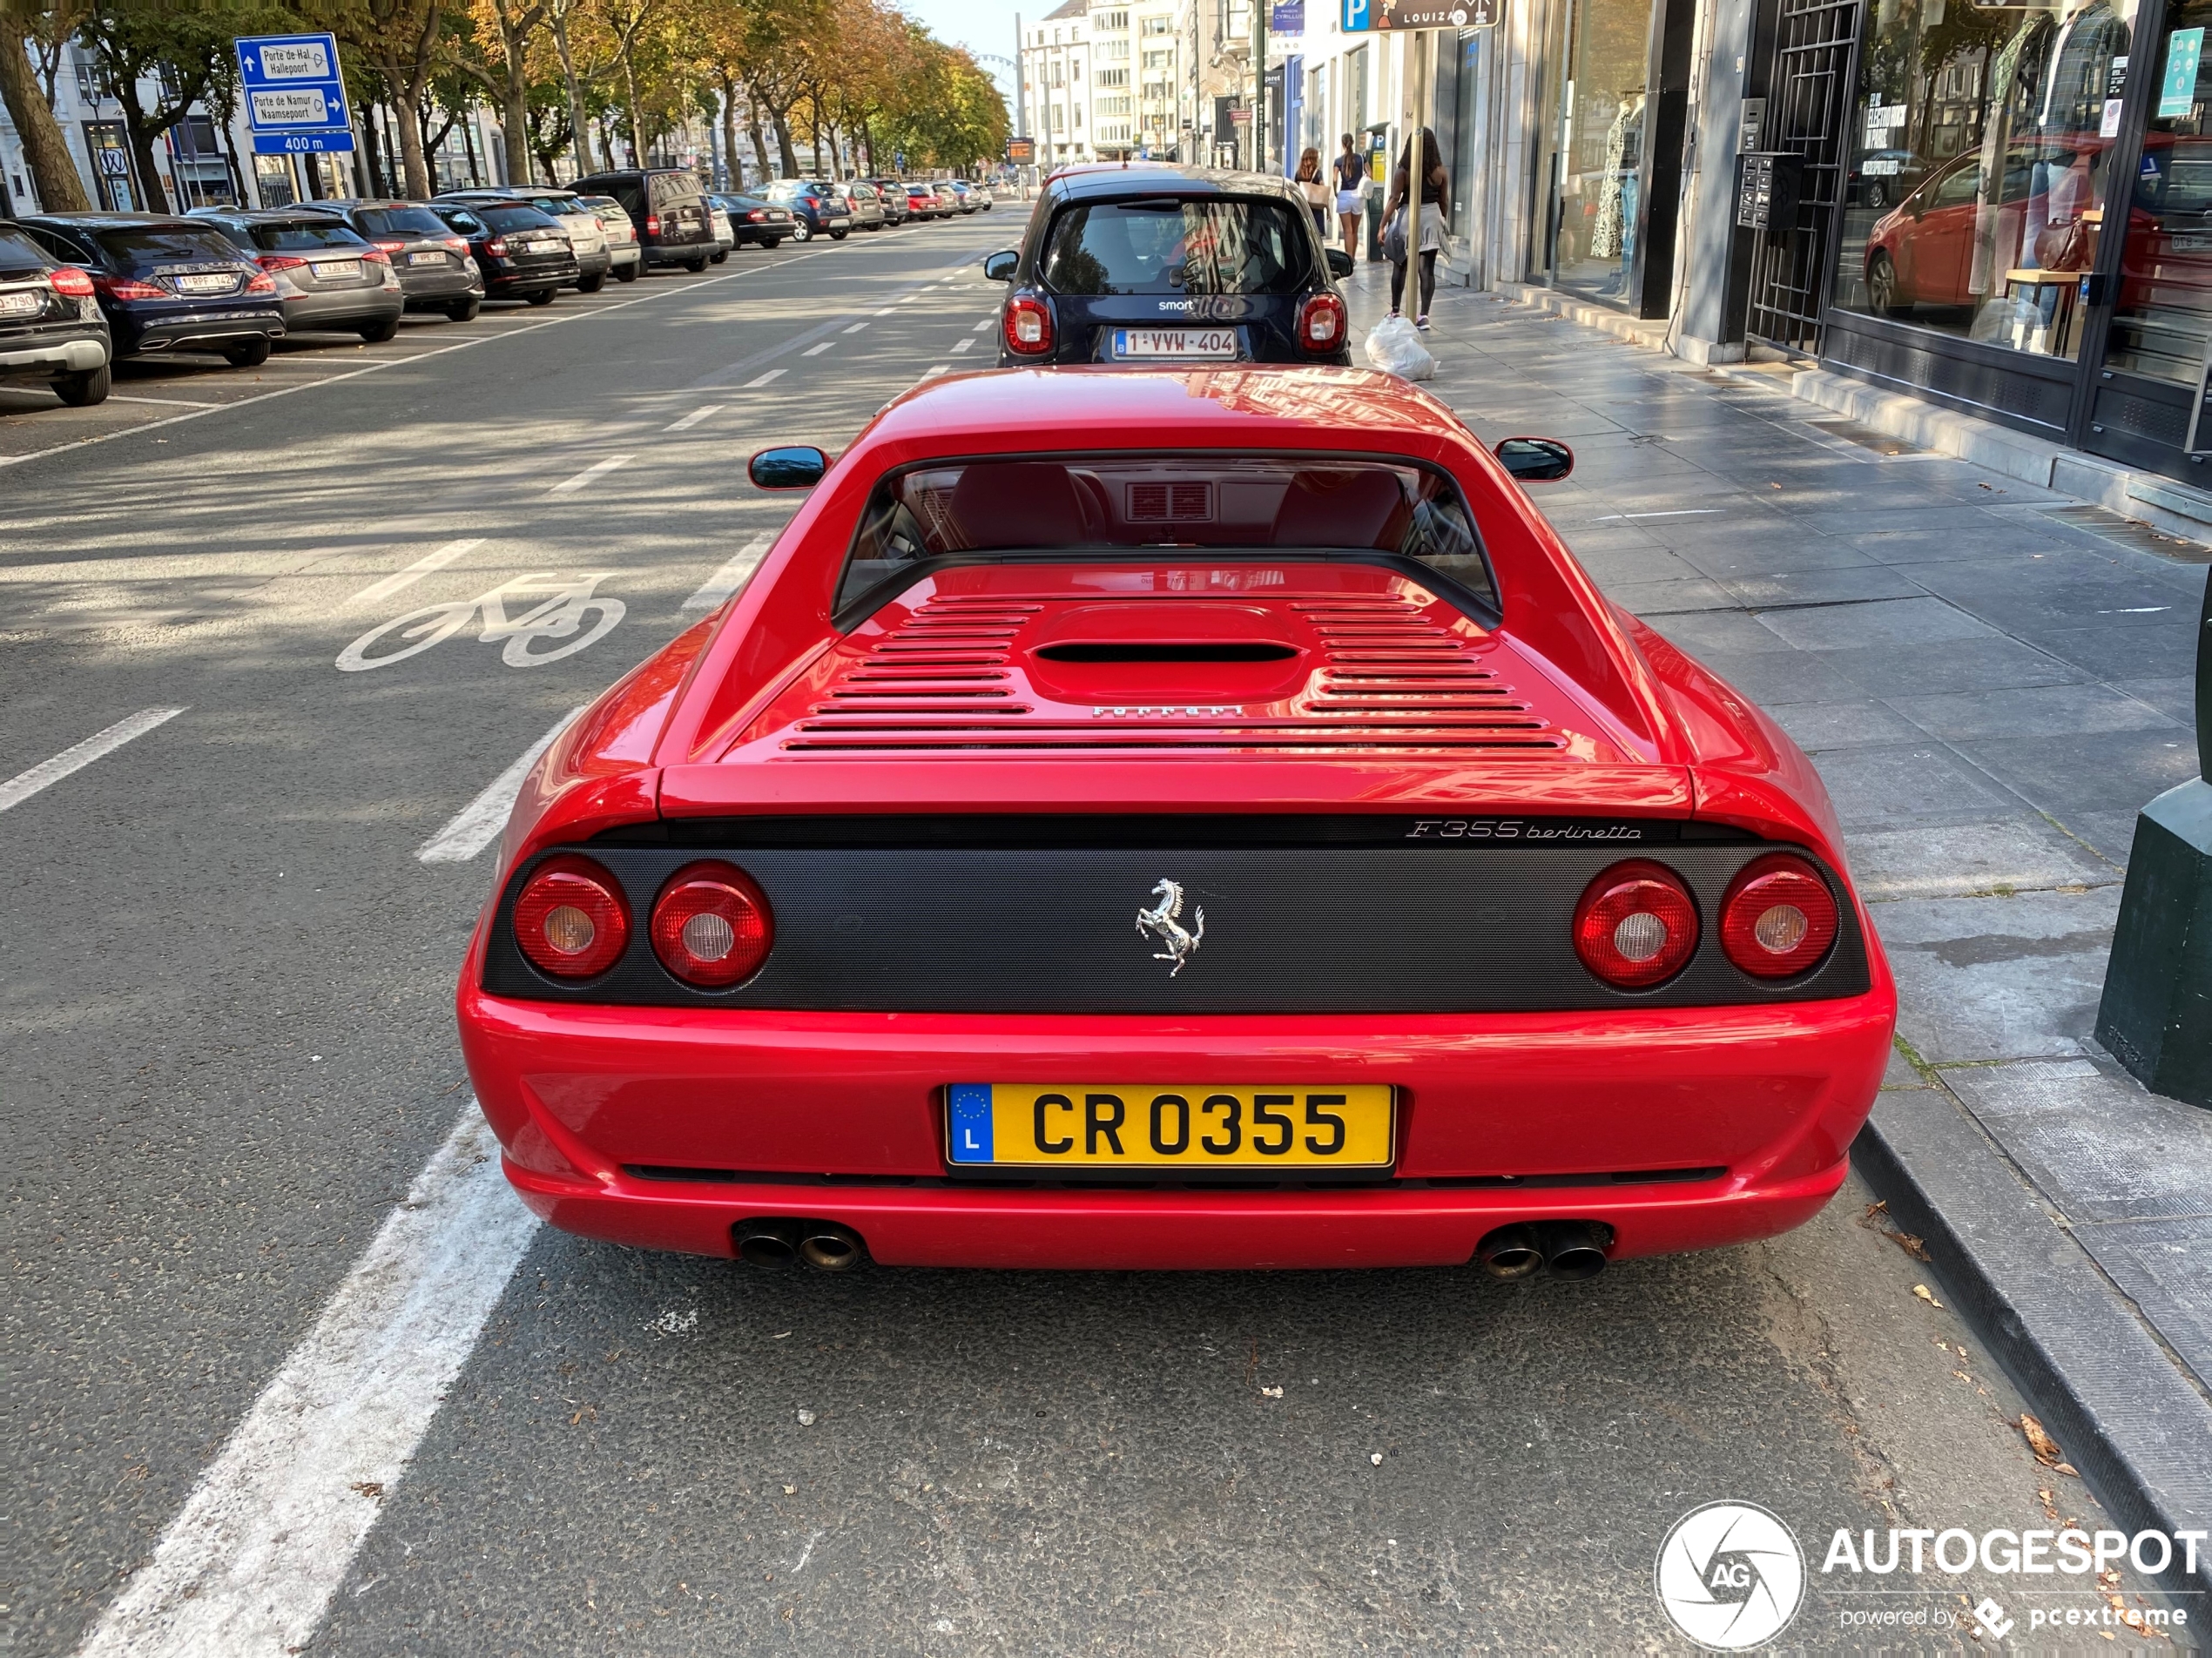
xmin=457 ymin=367 xmax=1895 ymax=1277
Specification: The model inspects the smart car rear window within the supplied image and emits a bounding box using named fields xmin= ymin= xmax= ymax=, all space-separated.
xmin=93 ymin=227 xmax=244 ymax=263
xmin=355 ymin=206 xmax=448 ymax=237
xmin=838 ymin=455 xmax=1492 ymax=617
xmin=1039 ymin=198 xmax=1312 ymax=296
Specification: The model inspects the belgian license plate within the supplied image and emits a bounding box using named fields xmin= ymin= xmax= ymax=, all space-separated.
xmin=0 ymin=290 xmax=38 ymax=317
xmin=1114 ymin=327 xmax=1238 ymax=360
xmin=529 ymin=239 xmax=561 ymax=253
xmin=175 ymin=273 xmax=233 ymax=294
xmin=408 ymin=250 xmax=443 ymax=266
xmin=313 ymin=259 xmax=361 ymax=280
xmin=948 ymin=1083 xmax=1394 ymax=1171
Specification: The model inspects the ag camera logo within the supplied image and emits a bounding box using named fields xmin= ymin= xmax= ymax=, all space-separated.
xmin=1656 ymin=1501 xmax=1806 ymax=1649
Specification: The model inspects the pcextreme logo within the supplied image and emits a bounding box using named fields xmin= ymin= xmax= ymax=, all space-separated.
xmin=1655 ymin=1501 xmax=1806 ymax=1650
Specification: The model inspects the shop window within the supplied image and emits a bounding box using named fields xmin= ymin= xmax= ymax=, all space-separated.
xmin=2103 ymin=0 xmax=2212 ymax=383
xmin=1831 ymin=0 xmax=2139 ymax=361
xmin=1541 ymin=0 xmax=1653 ymax=304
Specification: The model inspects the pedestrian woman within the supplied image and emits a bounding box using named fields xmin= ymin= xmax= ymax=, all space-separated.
xmin=1383 ymin=125 xmax=1447 ymax=328
xmin=1333 ymin=133 xmax=1366 ymax=257
xmin=1294 ymin=146 xmax=1332 ymax=238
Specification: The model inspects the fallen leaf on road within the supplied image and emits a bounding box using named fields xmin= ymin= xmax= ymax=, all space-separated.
xmin=350 ymin=1481 xmax=384 ymax=1501
xmin=1913 ymin=1284 xmax=1943 ymax=1308
xmin=2020 ymin=1414 xmax=2065 ymax=1466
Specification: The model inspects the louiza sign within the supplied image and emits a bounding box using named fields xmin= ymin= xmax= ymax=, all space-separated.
xmin=1340 ymin=0 xmax=1497 ymax=28
xmin=233 ymin=32 xmax=356 ymax=155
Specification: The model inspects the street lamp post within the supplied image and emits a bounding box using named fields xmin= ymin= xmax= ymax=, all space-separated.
xmin=2095 ymin=567 xmax=2212 ymax=1109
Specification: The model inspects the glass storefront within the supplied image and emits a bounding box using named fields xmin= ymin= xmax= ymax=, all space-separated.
xmin=1831 ymin=0 xmax=2139 ymax=362
xmin=2104 ymin=0 xmax=2212 ymax=386
xmin=1541 ymin=0 xmax=1658 ymax=304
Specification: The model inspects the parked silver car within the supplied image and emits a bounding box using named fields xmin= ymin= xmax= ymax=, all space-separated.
xmin=708 ymin=204 xmax=734 ymax=263
xmin=306 ymin=199 xmax=485 ymax=321
xmin=192 ymin=208 xmax=405 ymax=340
xmin=435 ymin=189 xmax=612 ymax=292
xmin=577 ymin=194 xmax=643 ymax=282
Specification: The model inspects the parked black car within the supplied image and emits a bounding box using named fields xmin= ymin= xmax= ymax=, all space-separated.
xmin=0 ymin=221 xmax=111 ymax=405
xmin=707 ymin=192 xmax=793 ymax=249
xmin=760 ymin=179 xmax=853 ymax=242
xmin=7 ymin=212 xmax=283 ymax=366
xmin=192 ymin=208 xmax=406 ymax=341
xmin=308 ymin=199 xmax=486 ymax=320
xmin=433 ymin=188 xmax=613 ymax=289
xmin=568 ymin=168 xmax=717 ymax=270
xmin=984 ymin=166 xmax=1354 ymax=368
xmin=428 ymin=202 xmax=577 ymax=304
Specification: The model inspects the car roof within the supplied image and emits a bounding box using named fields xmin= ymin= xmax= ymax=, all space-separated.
xmin=1048 ymin=164 xmax=1300 ymax=204
xmin=13 ymin=212 xmax=215 ymax=229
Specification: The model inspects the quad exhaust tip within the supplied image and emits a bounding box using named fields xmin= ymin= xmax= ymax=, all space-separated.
xmin=1476 ymin=1220 xmax=1614 ymax=1280
xmin=735 ymin=1217 xmax=869 ymax=1271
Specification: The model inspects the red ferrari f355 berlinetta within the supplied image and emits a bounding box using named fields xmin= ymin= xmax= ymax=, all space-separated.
xmin=457 ymin=367 xmax=1896 ymax=1277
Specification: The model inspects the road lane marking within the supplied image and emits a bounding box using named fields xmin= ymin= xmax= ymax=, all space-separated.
xmin=0 ymin=249 xmax=841 ymax=475
xmin=842 ymin=321 xmax=870 ymax=334
xmin=921 ymin=363 xmax=953 ymax=378
xmin=951 ymin=339 xmax=974 ymax=353
xmin=107 ymin=394 xmax=220 ymax=408
xmin=745 ymin=368 xmax=786 ymax=388
xmin=664 ymin=404 xmax=723 ymax=432
xmin=548 ymin=454 xmax=631 ymax=495
xmin=873 ymin=308 xmax=895 ymax=316
xmin=347 ymin=537 xmax=485 ymax=607
xmin=0 ymin=708 xmax=185 ymax=815
xmin=417 ymin=709 xmax=584 ymax=862
xmin=971 ymin=319 xmax=994 ymax=331
xmin=682 ymin=532 xmax=774 ymax=612
xmin=802 ymin=341 xmax=833 ymax=356
xmin=71 ymin=1106 xmax=540 ymax=1658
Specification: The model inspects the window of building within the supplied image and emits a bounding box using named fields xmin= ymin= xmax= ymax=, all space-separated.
xmin=1097 ymin=67 xmax=1130 ymax=86
xmin=1830 ymin=0 xmax=2140 ymax=361
xmin=1143 ymin=14 xmax=1171 ymax=30
xmin=2105 ymin=0 xmax=2212 ymax=382
xmin=1095 ymin=10 xmax=1130 ymax=27
xmin=1100 ymin=39 xmax=1130 ymax=58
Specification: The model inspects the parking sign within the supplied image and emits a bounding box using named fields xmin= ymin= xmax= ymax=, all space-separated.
xmin=233 ymin=32 xmax=355 ymax=154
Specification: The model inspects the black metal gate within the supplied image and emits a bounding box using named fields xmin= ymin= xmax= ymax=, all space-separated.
xmin=1745 ymin=0 xmax=1861 ymax=353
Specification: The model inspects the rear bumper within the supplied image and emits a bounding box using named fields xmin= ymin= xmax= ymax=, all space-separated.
xmin=0 ymin=331 xmax=108 ymax=376
xmin=461 ymin=986 xmax=1894 ymax=1267
xmin=281 ymin=289 xmax=404 ymax=329
xmin=110 ymin=303 xmax=283 ymax=354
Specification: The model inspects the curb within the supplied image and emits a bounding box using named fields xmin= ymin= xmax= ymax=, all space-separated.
xmin=1851 ymin=1085 xmax=2212 ymax=1603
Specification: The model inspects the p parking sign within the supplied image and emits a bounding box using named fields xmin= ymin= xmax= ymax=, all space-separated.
xmin=233 ymin=32 xmax=355 ymax=154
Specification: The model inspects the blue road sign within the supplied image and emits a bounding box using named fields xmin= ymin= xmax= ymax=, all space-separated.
xmin=234 ymin=32 xmax=354 ymax=146
xmin=252 ymin=130 xmax=355 ymax=155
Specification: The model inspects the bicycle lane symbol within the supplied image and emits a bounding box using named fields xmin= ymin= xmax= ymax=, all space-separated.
xmin=335 ymin=572 xmax=626 ymax=672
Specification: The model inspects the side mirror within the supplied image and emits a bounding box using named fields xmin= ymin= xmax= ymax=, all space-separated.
xmin=1325 ymin=247 xmax=1354 ymax=280
xmin=749 ymin=445 xmax=828 ymax=489
xmin=1494 ymin=437 xmax=1575 ymax=482
xmin=982 ymin=248 xmax=1019 ymax=281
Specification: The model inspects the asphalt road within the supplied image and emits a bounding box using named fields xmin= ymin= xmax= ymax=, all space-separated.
xmin=0 ymin=214 xmax=2172 ymax=1655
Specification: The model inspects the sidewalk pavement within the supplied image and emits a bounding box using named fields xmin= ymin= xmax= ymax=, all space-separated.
xmin=1339 ymin=261 xmax=2212 ymax=1598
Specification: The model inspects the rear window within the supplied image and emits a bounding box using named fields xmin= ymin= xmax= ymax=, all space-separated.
xmin=838 ymin=455 xmax=1490 ymax=616
xmin=94 ymin=226 xmax=246 ymax=264
xmin=649 ymin=172 xmax=702 ymax=207
xmin=0 ymin=226 xmax=48 ymax=273
xmin=355 ymin=206 xmax=448 ymax=237
xmin=436 ymin=207 xmax=486 ymax=233
xmin=240 ymin=220 xmax=368 ymax=252
xmin=482 ymin=206 xmax=560 ymax=230
xmin=1039 ymin=198 xmax=1311 ymax=296
xmin=518 ymin=195 xmax=582 ymax=216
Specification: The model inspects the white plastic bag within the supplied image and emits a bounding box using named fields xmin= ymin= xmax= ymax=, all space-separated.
xmin=1363 ymin=315 xmax=1435 ymax=381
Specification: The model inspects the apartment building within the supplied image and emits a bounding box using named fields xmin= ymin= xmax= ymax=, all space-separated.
xmin=1021 ymin=0 xmax=1211 ymax=166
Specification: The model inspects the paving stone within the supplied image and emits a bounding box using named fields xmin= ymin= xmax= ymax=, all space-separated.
xmin=1608 ymin=577 xmax=1743 ymax=616
xmin=1766 ymin=698 xmax=1932 ymax=753
xmin=1962 ymin=727 xmax=2202 ymax=822
xmin=2074 ymin=1220 xmax=2212 ymax=1396
xmin=1946 ymin=1059 xmax=2212 ymax=1224
xmin=1675 ymin=647 xmax=1864 ymax=704
xmin=1873 ymin=886 xmax=2122 ymax=1063
xmin=2020 ymin=623 xmax=2206 ymax=681
xmin=1647 ymin=609 xmax=1804 ymax=658
xmin=1756 ymin=595 xmax=1997 ymax=651
xmin=1719 ymin=567 xmax=1933 ymax=608
xmin=1838 ymin=525 xmax=2087 ymax=566
xmin=1801 ymin=743 xmax=2024 ymax=832
xmin=1814 ymin=636 xmax=2091 ymax=696
xmin=2068 ymin=807 xmax=2157 ymax=866
xmin=1907 ymin=552 xmax=2197 ymax=636
xmin=1844 ymin=816 xmax=2118 ymax=900
xmin=1885 ymin=683 xmax=2183 ymax=741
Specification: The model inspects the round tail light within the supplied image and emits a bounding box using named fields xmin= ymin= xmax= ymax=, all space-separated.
xmin=651 ymin=861 xmax=773 ymax=987
xmin=1298 ymin=291 xmax=1346 ymax=351
xmin=1573 ymin=860 xmax=1699 ymax=988
xmin=1003 ymin=293 xmax=1053 ymax=354
xmin=1720 ymin=853 xmax=1839 ymax=978
xmin=512 ymin=854 xmax=630 ymax=978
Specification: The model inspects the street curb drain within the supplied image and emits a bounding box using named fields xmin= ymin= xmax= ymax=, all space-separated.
xmin=1851 ymin=1089 xmax=2212 ymax=1602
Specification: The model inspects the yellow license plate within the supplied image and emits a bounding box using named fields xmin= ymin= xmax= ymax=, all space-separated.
xmin=946 ymin=1084 xmax=1395 ymax=1170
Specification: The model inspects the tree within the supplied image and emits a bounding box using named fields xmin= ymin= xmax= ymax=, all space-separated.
xmin=0 ymin=0 xmax=91 ymax=209
xmin=333 ymin=0 xmax=443 ymax=197
xmin=77 ymin=0 xmax=254 ymax=215
xmin=461 ymin=0 xmax=548 ymax=185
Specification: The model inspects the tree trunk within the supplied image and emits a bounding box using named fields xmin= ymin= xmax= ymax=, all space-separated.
xmin=361 ymin=108 xmax=386 ymax=195
xmin=0 ymin=28 xmax=91 ymax=209
xmin=551 ymin=12 xmax=596 ymax=175
xmin=747 ymin=103 xmax=772 ymax=183
xmin=383 ymin=66 xmax=429 ymax=196
xmin=772 ymin=107 xmax=799 ymax=179
xmin=113 ymin=85 xmax=172 ymax=215
xmin=717 ymin=76 xmax=739 ymax=188
xmin=498 ymin=23 xmax=531 ymax=184
xmin=620 ymin=54 xmax=644 ymax=164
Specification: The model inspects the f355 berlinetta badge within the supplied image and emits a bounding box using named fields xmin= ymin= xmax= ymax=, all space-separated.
xmin=1136 ymin=879 xmax=1204 ymax=976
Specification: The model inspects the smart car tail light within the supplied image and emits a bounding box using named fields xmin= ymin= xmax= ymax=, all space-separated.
xmin=46 ymin=266 xmax=94 ymax=299
xmin=1298 ymin=291 xmax=1346 ymax=352
xmin=1719 ymin=853 xmax=1838 ymax=979
xmin=1003 ymin=294 xmax=1053 ymax=354
xmin=513 ymin=855 xmax=631 ymax=979
xmin=1573 ymin=860 xmax=1699 ymax=988
xmin=650 ymin=861 xmax=773 ymax=987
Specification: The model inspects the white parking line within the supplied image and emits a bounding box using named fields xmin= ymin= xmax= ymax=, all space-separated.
xmin=664 ymin=404 xmax=724 ymax=432
xmin=683 ymin=532 xmax=775 ymax=612
xmin=802 ymin=341 xmax=834 ymax=357
xmin=417 ymin=709 xmax=583 ymax=863
xmin=547 ymin=454 xmax=631 ymax=495
xmin=347 ymin=537 xmax=485 ymax=607
xmin=920 ymin=363 xmax=953 ymax=379
xmin=0 ymin=707 xmax=185 ymax=815
xmin=971 ymin=318 xmax=995 ymax=331
xmin=951 ymin=339 xmax=974 ymax=354
xmin=107 ymin=394 xmax=220 ymax=408
xmin=71 ymin=1106 xmax=539 ymax=1658
xmin=745 ymin=368 xmax=786 ymax=388
xmin=873 ymin=308 xmax=895 ymax=316
xmin=843 ymin=321 xmax=870 ymax=334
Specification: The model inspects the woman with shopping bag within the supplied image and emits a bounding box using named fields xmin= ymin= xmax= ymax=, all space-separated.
xmin=1294 ymin=147 xmax=1332 ymax=239
xmin=1382 ymin=126 xmax=1448 ymax=330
